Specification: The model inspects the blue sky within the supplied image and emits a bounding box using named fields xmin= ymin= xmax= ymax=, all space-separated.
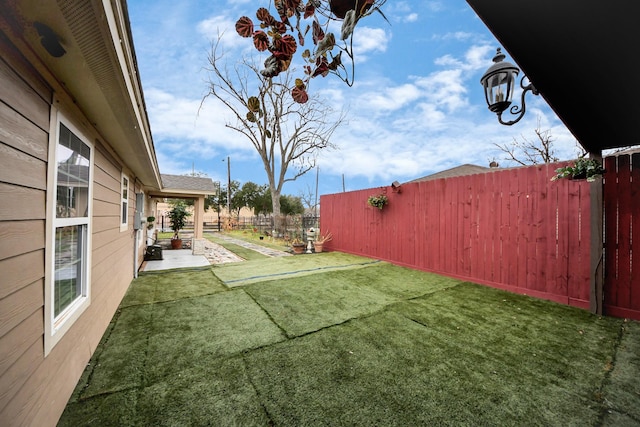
xmin=128 ymin=0 xmax=580 ymax=199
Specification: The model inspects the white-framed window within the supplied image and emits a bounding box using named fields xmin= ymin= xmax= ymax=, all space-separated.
xmin=120 ymin=173 xmax=129 ymax=231
xmin=45 ymin=111 xmax=93 ymax=355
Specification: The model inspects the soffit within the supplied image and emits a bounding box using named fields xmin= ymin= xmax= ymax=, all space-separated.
xmin=2 ymin=0 xmax=161 ymax=188
xmin=466 ymin=0 xmax=640 ymax=153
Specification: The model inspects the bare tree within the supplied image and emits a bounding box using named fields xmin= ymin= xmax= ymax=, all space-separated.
xmin=494 ymin=117 xmax=559 ymax=165
xmin=298 ymin=183 xmax=317 ymax=212
xmin=201 ymin=38 xmax=344 ymax=229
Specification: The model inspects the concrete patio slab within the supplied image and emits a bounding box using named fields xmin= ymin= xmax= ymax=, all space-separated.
xmin=142 ymin=249 xmax=210 ymax=271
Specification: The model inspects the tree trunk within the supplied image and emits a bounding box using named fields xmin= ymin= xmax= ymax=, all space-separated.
xmin=270 ymin=186 xmax=283 ymax=236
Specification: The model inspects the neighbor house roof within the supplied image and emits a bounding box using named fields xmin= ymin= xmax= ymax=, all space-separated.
xmin=408 ymin=164 xmax=491 ymax=183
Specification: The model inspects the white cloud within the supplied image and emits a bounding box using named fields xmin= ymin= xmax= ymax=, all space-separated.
xmin=465 ymin=44 xmax=494 ymax=70
xmin=414 ymin=69 xmax=467 ymax=112
xmin=404 ymin=13 xmax=418 ymax=23
xmin=145 ymin=88 xmax=257 ymax=159
xmin=356 ymin=83 xmax=421 ymax=112
xmin=196 ymin=15 xmax=246 ymax=50
xmin=438 ymin=31 xmax=475 ymax=42
xmin=352 ymin=26 xmax=389 ymax=55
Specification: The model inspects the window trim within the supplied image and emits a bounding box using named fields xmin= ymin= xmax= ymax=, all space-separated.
xmin=44 ymin=109 xmax=94 ymax=356
xmin=120 ymin=172 xmax=129 ymax=231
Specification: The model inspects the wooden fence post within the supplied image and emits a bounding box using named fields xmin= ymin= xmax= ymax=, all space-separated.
xmin=590 ymin=150 xmax=604 ymax=314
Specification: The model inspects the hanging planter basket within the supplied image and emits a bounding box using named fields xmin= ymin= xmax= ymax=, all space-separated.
xmin=329 ymin=0 xmax=374 ymax=19
xmin=367 ymin=194 xmax=388 ymax=210
xmin=551 ymin=157 xmax=604 ymax=183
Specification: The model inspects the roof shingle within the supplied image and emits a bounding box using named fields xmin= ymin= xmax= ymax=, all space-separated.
xmin=161 ymin=174 xmax=218 ymax=193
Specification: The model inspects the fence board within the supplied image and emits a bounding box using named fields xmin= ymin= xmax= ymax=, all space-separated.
xmin=428 ymin=181 xmax=438 ymax=269
xmin=461 ymin=176 xmax=472 ymax=277
xmin=604 ymin=156 xmax=619 ymax=306
xmin=631 ymin=154 xmax=640 ymax=313
xmin=498 ymin=171 xmax=510 ymax=284
xmin=516 ymin=168 xmax=528 ymax=289
xmin=556 ymin=178 xmax=570 ymax=297
xmin=541 ymin=164 xmax=556 ymax=295
xmin=479 ymin=173 xmax=491 ymax=281
xmin=507 ymin=169 xmax=521 ymax=287
xmin=567 ymin=177 xmax=583 ymax=299
xmin=525 ymin=166 xmax=538 ymax=291
xmin=575 ymin=179 xmax=591 ymax=305
xmin=488 ymin=173 xmax=500 ymax=283
xmin=616 ymin=155 xmax=631 ymax=306
xmin=603 ymin=153 xmax=640 ymax=319
xmin=405 ymin=186 xmax=417 ymax=266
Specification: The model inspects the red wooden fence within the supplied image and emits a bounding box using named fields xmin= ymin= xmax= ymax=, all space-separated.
xmin=604 ymin=153 xmax=640 ymax=319
xmin=320 ymin=162 xmax=592 ymax=308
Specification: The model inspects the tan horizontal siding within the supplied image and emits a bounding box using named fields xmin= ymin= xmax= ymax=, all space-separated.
xmin=94 ymin=152 xmax=121 ymax=184
xmin=0 ymin=101 xmax=48 ymax=161
xmin=92 ymin=242 xmax=132 ymax=300
xmin=92 ymin=232 xmax=132 ymax=273
xmin=0 ymin=142 xmax=47 ymax=190
xmin=0 ymin=249 xmax=44 ymax=304
xmin=2 ymin=264 xmax=131 ymax=425
xmin=0 ymin=57 xmax=50 ymax=131
xmin=92 ymin=215 xmax=120 ymax=234
xmin=5 ymin=150 xmax=135 ymax=426
xmin=93 ymin=199 xmax=119 ymax=218
xmin=0 ymin=220 xmax=45 ymax=261
xmin=0 ymin=279 xmax=42 ymax=338
xmin=0 ymin=337 xmax=41 ymax=414
xmin=0 ymin=183 xmax=45 ymax=221
xmin=0 ymin=309 xmax=42 ymax=375
xmin=93 ymin=180 xmax=120 ymax=205
xmin=0 ymin=32 xmax=51 ymax=105
xmin=92 ymin=228 xmax=122 ymax=254
xmin=0 ymin=30 xmax=49 ymax=427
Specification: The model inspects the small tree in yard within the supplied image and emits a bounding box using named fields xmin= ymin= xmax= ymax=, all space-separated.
xmin=202 ymin=38 xmax=345 ymax=233
xmin=168 ymin=201 xmax=190 ymax=240
xmin=280 ymin=194 xmax=305 ymax=216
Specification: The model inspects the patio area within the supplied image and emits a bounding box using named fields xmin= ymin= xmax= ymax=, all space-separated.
xmin=59 ymin=248 xmax=640 ymax=426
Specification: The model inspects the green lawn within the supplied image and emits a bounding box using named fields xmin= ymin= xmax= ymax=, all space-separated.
xmin=204 ymin=234 xmax=270 ymax=261
xmin=58 ymin=252 xmax=640 ymax=426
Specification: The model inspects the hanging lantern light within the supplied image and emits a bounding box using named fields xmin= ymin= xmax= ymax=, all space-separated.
xmin=480 ymin=48 xmax=538 ymax=126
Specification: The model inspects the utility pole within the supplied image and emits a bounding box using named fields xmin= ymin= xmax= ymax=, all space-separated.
xmin=314 ymin=166 xmax=319 ymax=219
xmin=216 ymin=181 xmax=221 ymax=231
xmin=226 ymin=156 xmax=231 ymax=218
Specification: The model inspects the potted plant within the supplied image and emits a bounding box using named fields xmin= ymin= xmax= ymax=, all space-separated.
xmin=291 ymin=237 xmax=306 ymax=254
xmin=551 ymin=156 xmax=604 ymax=182
xmin=314 ymin=230 xmax=333 ymax=253
xmin=168 ymin=202 xmax=190 ymax=249
xmin=367 ymin=193 xmax=388 ymax=209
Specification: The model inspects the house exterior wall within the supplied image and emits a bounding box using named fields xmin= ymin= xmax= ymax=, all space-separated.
xmin=0 ymin=30 xmax=138 ymax=426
